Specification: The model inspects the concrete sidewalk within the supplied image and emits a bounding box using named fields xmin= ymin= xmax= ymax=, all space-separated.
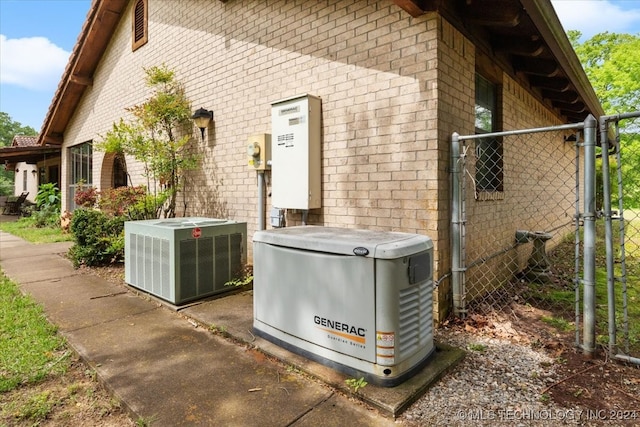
xmin=0 ymin=229 xmax=463 ymax=426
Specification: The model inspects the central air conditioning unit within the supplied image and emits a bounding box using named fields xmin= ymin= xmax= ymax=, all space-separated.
xmin=253 ymin=226 xmax=434 ymax=386
xmin=125 ymin=217 xmax=247 ymax=305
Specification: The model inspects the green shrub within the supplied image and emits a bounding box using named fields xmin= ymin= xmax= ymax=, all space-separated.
xmin=31 ymin=183 xmax=62 ymax=228
xmin=0 ymin=175 xmax=13 ymax=196
xmin=68 ymin=209 xmax=125 ymax=267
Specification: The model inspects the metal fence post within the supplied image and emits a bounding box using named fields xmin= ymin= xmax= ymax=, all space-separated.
xmin=451 ymin=132 xmax=466 ymax=317
xmin=599 ymin=116 xmax=616 ymax=358
xmin=582 ymin=114 xmax=597 ymax=357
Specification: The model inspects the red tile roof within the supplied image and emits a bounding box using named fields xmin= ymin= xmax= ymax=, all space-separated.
xmin=11 ymin=135 xmax=39 ymax=147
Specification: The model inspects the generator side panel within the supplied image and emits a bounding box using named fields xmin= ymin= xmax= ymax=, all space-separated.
xmin=375 ymin=249 xmax=434 ymax=372
xmin=253 ymin=242 xmax=375 ymax=362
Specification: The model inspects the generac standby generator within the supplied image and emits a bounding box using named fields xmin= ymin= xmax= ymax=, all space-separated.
xmin=125 ymin=218 xmax=247 ymax=305
xmin=253 ymin=226 xmax=434 ymax=386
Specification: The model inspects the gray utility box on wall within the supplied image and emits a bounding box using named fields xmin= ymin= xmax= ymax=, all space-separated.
xmin=125 ymin=218 xmax=247 ymax=305
xmin=253 ymin=226 xmax=434 ymax=386
xmin=271 ymin=94 xmax=322 ymax=210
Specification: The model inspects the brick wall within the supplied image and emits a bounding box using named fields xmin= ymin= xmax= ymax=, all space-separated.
xmin=63 ymin=2 xmax=442 ymax=252
xmin=433 ymin=17 xmax=475 ymax=322
xmin=59 ymin=0 xmax=575 ymax=323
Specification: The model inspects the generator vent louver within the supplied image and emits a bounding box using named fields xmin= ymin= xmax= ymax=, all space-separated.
xmin=398 ymin=280 xmax=433 ymax=357
xmin=125 ymin=218 xmax=247 ymax=305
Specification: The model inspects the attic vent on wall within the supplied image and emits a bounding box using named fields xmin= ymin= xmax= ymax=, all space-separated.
xmin=132 ymin=0 xmax=148 ymax=51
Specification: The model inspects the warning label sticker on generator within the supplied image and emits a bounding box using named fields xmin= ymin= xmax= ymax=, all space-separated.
xmin=376 ymin=331 xmax=395 ymax=364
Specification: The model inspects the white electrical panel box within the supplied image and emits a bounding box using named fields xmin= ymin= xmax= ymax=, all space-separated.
xmin=271 ymin=94 xmax=321 ymax=210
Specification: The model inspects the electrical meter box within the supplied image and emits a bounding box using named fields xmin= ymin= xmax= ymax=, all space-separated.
xmin=271 ymin=94 xmax=321 ymax=210
xmin=253 ymin=226 xmax=435 ymax=386
xmin=247 ymin=134 xmax=271 ymax=170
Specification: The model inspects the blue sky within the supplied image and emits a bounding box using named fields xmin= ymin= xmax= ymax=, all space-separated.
xmin=1 ymin=0 xmax=640 ymax=133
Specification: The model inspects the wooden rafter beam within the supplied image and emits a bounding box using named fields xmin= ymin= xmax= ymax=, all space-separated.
xmin=542 ymin=90 xmax=580 ymax=103
xmin=528 ymin=76 xmax=572 ymax=92
xmin=514 ymin=58 xmax=561 ymax=78
xmin=554 ymin=100 xmax=586 ymax=113
xmin=462 ymin=1 xmax=521 ymax=27
xmin=391 ymin=0 xmax=433 ymax=17
xmin=494 ymin=37 xmax=545 ymax=57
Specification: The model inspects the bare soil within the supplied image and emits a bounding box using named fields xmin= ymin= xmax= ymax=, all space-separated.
xmin=0 ymin=357 xmax=134 ymax=426
xmin=451 ymin=303 xmax=640 ymax=424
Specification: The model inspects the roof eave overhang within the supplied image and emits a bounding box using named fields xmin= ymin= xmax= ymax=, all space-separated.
xmin=520 ymin=0 xmax=604 ymax=119
xmin=38 ymin=0 xmax=128 ymax=147
xmin=392 ymin=0 xmax=605 ymax=123
xmin=0 ymin=146 xmax=62 ymax=165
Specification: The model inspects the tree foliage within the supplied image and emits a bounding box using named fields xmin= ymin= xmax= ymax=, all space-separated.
xmin=0 ymin=112 xmax=37 ymax=147
xmin=97 ymin=65 xmax=199 ymax=218
xmin=569 ymin=31 xmax=640 ymax=208
xmin=0 ymin=112 xmax=37 ymax=196
xmin=568 ymin=31 xmax=640 ymax=115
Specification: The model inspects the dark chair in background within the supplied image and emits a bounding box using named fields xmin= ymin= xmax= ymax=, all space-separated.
xmin=2 ymin=191 xmax=29 ymax=215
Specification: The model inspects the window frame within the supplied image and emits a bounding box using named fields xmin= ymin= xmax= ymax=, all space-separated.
xmin=68 ymin=142 xmax=93 ymax=210
xmin=474 ymin=71 xmax=504 ymax=198
xmin=131 ymin=0 xmax=148 ymax=51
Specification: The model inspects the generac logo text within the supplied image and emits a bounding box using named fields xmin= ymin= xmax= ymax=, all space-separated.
xmin=314 ymin=315 xmax=366 ymax=345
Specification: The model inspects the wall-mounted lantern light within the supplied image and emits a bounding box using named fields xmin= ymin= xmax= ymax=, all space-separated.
xmin=191 ymin=107 xmax=213 ymax=141
xmin=31 ymin=169 xmax=37 ymax=176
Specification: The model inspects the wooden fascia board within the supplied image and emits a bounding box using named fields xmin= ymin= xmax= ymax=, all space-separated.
xmin=70 ymin=74 xmax=94 ymax=86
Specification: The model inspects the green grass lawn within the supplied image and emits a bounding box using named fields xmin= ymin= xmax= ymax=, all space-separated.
xmin=538 ymin=212 xmax=639 ymax=354
xmin=0 ymin=271 xmax=132 ymax=425
xmin=0 ymin=217 xmax=73 ymax=244
xmin=0 ymin=272 xmax=70 ymax=392
xmin=597 ymin=209 xmax=640 ymax=352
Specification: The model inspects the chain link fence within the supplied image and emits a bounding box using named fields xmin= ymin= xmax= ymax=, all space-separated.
xmin=451 ymin=113 xmax=639 ymax=364
xmin=601 ymin=112 xmax=640 ymax=362
xmin=454 ymin=125 xmax=583 ymax=318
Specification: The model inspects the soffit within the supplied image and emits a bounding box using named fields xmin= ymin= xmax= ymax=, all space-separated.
xmin=392 ymin=0 xmax=604 ymax=123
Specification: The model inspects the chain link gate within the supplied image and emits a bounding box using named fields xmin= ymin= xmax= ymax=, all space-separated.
xmin=451 ymin=122 xmax=585 ymax=313
xmin=451 ymin=113 xmax=639 ymax=365
xmin=451 ymin=118 xmax=599 ymax=353
xmin=600 ymin=111 xmax=640 ymax=365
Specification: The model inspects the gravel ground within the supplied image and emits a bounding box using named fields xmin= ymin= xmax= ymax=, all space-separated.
xmin=399 ymin=327 xmax=633 ymax=427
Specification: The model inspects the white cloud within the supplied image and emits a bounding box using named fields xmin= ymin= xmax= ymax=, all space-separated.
xmin=552 ymin=1 xmax=640 ymax=39
xmin=0 ymin=35 xmax=70 ymax=91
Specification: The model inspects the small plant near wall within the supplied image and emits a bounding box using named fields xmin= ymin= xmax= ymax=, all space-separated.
xmin=73 ymin=184 xmax=98 ymax=209
xmin=345 ymin=377 xmax=368 ymax=393
xmin=98 ymin=185 xmax=165 ymax=220
xmin=97 ymin=64 xmax=200 ymax=218
xmin=224 ymin=265 xmax=253 ymax=288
